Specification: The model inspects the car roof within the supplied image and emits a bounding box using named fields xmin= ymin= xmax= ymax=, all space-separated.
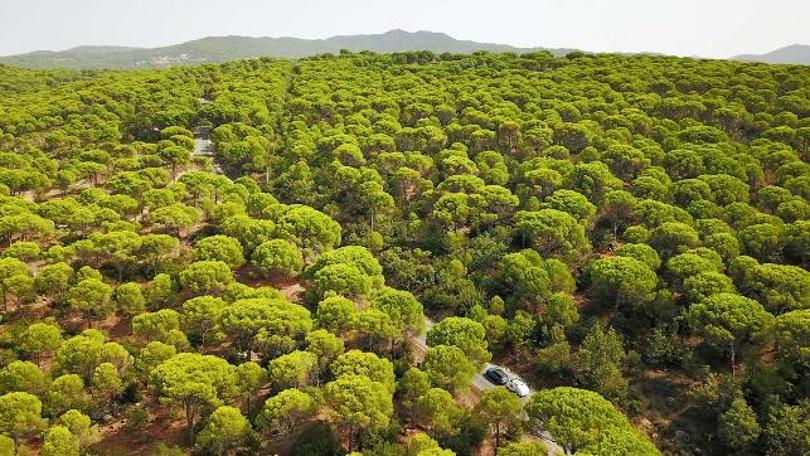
xmin=509 ymin=378 xmax=528 ymax=387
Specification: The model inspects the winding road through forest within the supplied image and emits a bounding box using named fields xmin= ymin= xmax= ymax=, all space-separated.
xmin=192 ymin=125 xmax=224 ymax=175
xmin=412 ymin=318 xmax=565 ymax=455
xmin=192 ymin=97 xmax=223 ymax=174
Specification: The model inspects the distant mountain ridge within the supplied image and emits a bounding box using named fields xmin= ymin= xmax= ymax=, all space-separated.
xmin=0 ymin=30 xmax=575 ymax=70
xmin=3 ymin=31 xmax=806 ymax=69
xmin=732 ymin=44 xmax=810 ymax=65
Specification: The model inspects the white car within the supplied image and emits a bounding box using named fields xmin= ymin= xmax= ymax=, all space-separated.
xmin=506 ymin=378 xmax=531 ymax=397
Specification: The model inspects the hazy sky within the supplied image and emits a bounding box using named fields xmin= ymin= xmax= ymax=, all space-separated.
xmin=2 ymin=0 xmax=809 ymax=58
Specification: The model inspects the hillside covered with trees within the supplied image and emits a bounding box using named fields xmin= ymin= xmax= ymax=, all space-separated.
xmin=0 ymin=50 xmax=808 ymax=455
xmin=0 ymin=30 xmax=574 ymax=70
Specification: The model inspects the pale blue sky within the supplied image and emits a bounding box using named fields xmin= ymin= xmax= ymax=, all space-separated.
xmin=1 ymin=0 xmax=808 ymax=58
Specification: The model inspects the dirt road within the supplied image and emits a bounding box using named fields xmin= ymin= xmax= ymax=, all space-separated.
xmin=413 ymin=318 xmax=565 ymax=455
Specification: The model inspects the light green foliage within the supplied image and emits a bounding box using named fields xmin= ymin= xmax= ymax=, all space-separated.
xmin=324 ymin=374 xmax=393 ymax=446
xmin=421 ymin=345 xmax=476 ymax=392
xmin=140 ymin=236 xmax=181 ymax=276
xmin=498 ymin=442 xmax=547 ymax=456
xmin=397 ymin=367 xmax=431 ymax=412
xmin=351 ymin=308 xmax=398 ymax=350
xmin=148 ymin=353 xmax=237 ymax=433
xmin=220 ymin=215 xmax=277 ymax=254
xmin=371 ymin=286 xmax=425 ymax=334
xmin=52 ymin=331 xmax=107 ymax=379
xmin=683 ymin=272 xmax=736 ymax=303
xmin=315 ymin=296 xmax=357 ymax=333
xmin=615 ymin=243 xmax=661 ymax=270
xmin=59 ymin=409 xmax=99 ymax=450
xmin=194 ymin=406 xmax=254 ymax=455
xmin=331 ymin=350 xmax=395 ymax=394
xmin=525 ymin=387 xmax=660 ymax=454
xmin=143 ymin=273 xmax=177 ymax=310
xmin=306 ymin=245 xmax=383 ymax=296
xmin=685 ymin=293 xmax=775 ymax=371
xmin=541 ymin=292 xmax=580 ymax=330
xmin=91 ymin=363 xmax=123 ymax=404
xmin=257 ymin=389 xmax=318 ymax=437
xmin=775 ymin=309 xmax=810 ymax=360
xmin=492 ymin=249 xmax=551 ymax=309
xmin=66 ymin=278 xmax=113 ymax=323
xmin=41 ymin=425 xmax=80 ymax=456
xmin=269 ymin=350 xmax=318 ymax=389
xmin=426 ymin=317 xmax=490 ymax=368
xmin=515 ymin=209 xmax=591 ymax=262
xmin=135 ymin=341 xmax=176 ymax=380
xmin=718 ymin=396 xmax=760 ymax=452
xmin=0 ymin=257 xmax=34 ymax=311
xmin=305 ymin=329 xmax=345 ymax=371
xmin=746 ymin=263 xmax=810 ymax=312
xmin=408 ymin=432 xmax=455 ymax=455
xmin=576 ymin=323 xmax=628 ymax=402
xmin=45 ymin=374 xmax=89 ymax=417
xmin=313 ymin=263 xmax=372 ymax=298
xmin=0 ymin=361 xmax=50 ymax=396
xmin=0 ymin=435 xmax=13 ymax=456
xmin=150 ymin=203 xmax=202 ymax=237
xmin=650 ymin=222 xmax=700 ymax=258
xmin=75 ymin=266 xmax=102 ymax=282
xmin=179 ymin=260 xmax=235 ymax=295
xmin=666 ymin=251 xmax=722 ymax=286
xmin=686 ymin=293 xmax=774 ymax=345
xmin=542 ymin=189 xmax=597 ymax=223
xmin=738 ymin=222 xmax=788 ymax=263
xmin=251 ymin=239 xmax=304 ymax=277
xmin=34 ymin=262 xmax=73 ymax=298
xmin=157 ymin=145 xmax=191 ymax=177
xmin=763 ymin=401 xmax=810 ymax=456
xmin=115 ymin=282 xmax=146 ymax=317
xmin=0 ymin=392 xmax=47 ymax=442
xmin=275 ymin=205 xmax=342 ymax=256
xmin=475 ymin=387 xmax=522 ymax=449
xmin=219 ymin=297 xmax=312 ymax=355
xmin=586 ymin=256 xmax=658 ymax=309
xmin=415 ymin=387 xmax=463 ymax=436
xmin=181 ymin=295 xmax=227 ymax=346
xmin=132 ymin=309 xmax=182 ymax=343
xmin=193 ymin=235 xmax=245 ymax=269
xmin=233 ymin=361 xmax=267 ymax=412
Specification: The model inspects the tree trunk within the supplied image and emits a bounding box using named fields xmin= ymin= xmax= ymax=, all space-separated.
xmin=730 ymin=341 xmax=736 ymax=378
xmin=243 ymin=396 xmax=252 ymax=415
xmin=185 ymin=400 xmax=196 ymax=439
xmin=493 ymin=421 xmax=501 ymax=455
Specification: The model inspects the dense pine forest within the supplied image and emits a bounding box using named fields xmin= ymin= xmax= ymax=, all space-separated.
xmin=0 ymin=50 xmax=808 ymax=456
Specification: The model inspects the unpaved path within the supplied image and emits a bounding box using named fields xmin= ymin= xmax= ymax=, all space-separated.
xmin=412 ymin=317 xmax=566 ymax=455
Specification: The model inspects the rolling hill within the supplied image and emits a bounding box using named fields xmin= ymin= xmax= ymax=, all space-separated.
xmin=733 ymin=44 xmax=810 ymax=65
xmin=0 ymin=30 xmax=575 ymax=69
